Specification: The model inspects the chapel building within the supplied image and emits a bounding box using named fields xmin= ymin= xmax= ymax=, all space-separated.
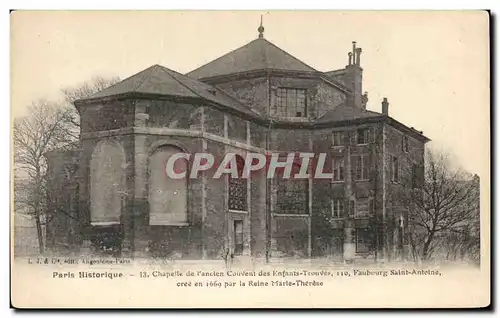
xmin=45 ymin=23 xmax=429 ymax=262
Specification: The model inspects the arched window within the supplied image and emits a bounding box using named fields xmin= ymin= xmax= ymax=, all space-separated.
xmin=90 ymin=140 xmax=125 ymax=224
xmin=149 ymin=145 xmax=188 ymax=225
xmin=228 ymin=155 xmax=247 ymax=211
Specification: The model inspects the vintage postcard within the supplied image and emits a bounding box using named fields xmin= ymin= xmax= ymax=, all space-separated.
xmin=10 ymin=10 xmax=490 ymax=308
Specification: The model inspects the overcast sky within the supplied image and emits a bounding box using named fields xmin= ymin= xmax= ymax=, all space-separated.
xmin=10 ymin=11 xmax=489 ymax=178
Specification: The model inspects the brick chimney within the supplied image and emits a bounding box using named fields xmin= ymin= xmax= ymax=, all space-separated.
xmin=345 ymin=41 xmax=363 ymax=108
xmin=382 ymin=97 xmax=389 ymax=115
xmin=361 ymin=92 xmax=368 ymax=109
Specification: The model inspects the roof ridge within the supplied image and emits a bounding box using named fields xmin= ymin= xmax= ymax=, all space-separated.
xmin=187 ymin=39 xmax=260 ymax=76
xmin=260 ymin=38 xmax=269 ymax=68
xmin=158 ymin=64 xmax=259 ymax=115
xmin=262 ymin=38 xmax=317 ymax=72
xmin=133 ymin=65 xmax=156 ymax=93
xmin=86 ymin=66 xmax=153 ymax=99
xmin=156 ymin=65 xmax=207 ymax=100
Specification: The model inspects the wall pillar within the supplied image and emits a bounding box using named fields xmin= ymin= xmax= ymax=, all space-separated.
xmin=201 ymin=107 xmax=208 ymax=259
xmin=343 ymin=131 xmax=355 ymax=263
xmin=130 ymin=101 xmax=150 ymax=259
xmin=343 ymin=224 xmax=356 ymax=263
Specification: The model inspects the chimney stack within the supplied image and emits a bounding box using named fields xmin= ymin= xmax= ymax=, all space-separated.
xmin=355 ymin=48 xmax=362 ymax=66
xmin=362 ymin=92 xmax=368 ymax=109
xmin=345 ymin=41 xmax=363 ymax=108
xmin=382 ymin=97 xmax=389 ymax=115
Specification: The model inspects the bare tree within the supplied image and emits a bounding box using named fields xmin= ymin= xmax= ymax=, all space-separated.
xmin=14 ymin=76 xmax=120 ymax=254
xmin=14 ymin=100 xmax=77 ymax=254
xmin=61 ymin=75 xmax=120 ymax=130
xmin=406 ymin=150 xmax=480 ymax=261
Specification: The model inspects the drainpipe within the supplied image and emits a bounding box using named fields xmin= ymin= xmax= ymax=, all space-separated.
xmin=265 ymin=72 xmax=272 ymax=263
xmin=343 ymin=132 xmax=355 ymax=263
xmin=382 ymin=123 xmax=387 ymax=260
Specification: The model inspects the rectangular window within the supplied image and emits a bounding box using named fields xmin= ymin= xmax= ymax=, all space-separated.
xmin=333 ymin=131 xmax=344 ymax=147
xmin=391 ymin=156 xmax=399 ymax=183
xmin=355 ymin=198 xmax=371 ymax=218
xmin=331 ymin=199 xmax=344 ymax=218
xmin=402 ymin=135 xmax=409 ymax=153
xmin=348 ymin=199 xmax=355 ymax=217
xmin=412 ymin=164 xmax=423 ymax=189
xmin=229 ymin=177 xmax=248 ymax=211
xmin=356 ymin=228 xmax=370 ymax=253
xmin=357 ymin=128 xmax=370 ymax=144
xmin=276 ymin=178 xmax=309 ymax=214
xmin=275 ymin=88 xmax=307 ymax=118
xmin=332 ymin=157 xmax=345 ymax=181
xmin=353 ymin=154 xmax=370 ymax=181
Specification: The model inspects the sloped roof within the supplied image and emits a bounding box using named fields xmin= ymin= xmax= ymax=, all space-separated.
xmin=187 ymin=38 xmax=318 ymax=79
xmin=324 ymin=69 xmax=346 ymax=77
xmin=315 ymin=103 xmax=430 ymax=142
xmin=79 ymin=64 xmax=259 ymax=117
xmin=316 ymin=103 xmax=382 ymax=123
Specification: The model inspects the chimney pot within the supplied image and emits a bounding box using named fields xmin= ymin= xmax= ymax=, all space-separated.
xmin=382 ymin=97 xmax=389 ymax=115
xmin=355 ymin=48 xmax=362 ymax=66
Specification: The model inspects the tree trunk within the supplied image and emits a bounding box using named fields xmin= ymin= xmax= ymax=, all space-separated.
xmin=34 ymin=168 xmax=45 ymax=255
xmin=34 ymin=209 xmax=44 ymax=254
xmin=422 ymin=232 xmax=435 ymax=261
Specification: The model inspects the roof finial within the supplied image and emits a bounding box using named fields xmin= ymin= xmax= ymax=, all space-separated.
xmin=258 ymin=15 xmax=264 ymax=38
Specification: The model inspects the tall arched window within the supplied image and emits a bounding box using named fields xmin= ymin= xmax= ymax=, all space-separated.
xmin=90 ymin=140 xmax=125 ymax=224
xmin=149 ymin=145 xmax=188 ymax=225
xmin=228 ymin=155 xmax=247 ymax=211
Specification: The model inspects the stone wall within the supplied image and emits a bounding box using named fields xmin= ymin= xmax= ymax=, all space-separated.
xmin=270 ymin=76 xmax=346 ymax=119
xmin=215 ymin=77 xmax=269 ymax=114
xmin=147 ymin=100 xmax=202 ymax=129
xmin=215 ymin=74 xmax=346 ymax=119
xmin=383 ymin=123 xmax=426 ymax=259
xmin=55 ymin=83 xmax=426 ymax=262
xmin=79 ymin=100 xmax=134 ymax=133
xmin=132 ymin=134 xmax=203 ymax=259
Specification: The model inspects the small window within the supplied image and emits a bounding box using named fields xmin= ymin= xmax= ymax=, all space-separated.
xmin=402 ymin=135 xmax=409 ymax=153
xmin=391 ymin=156 xmax=399 ymax=183
xmin=331 ymin=199 xmax=344 ymax=218
xmin=275 ymin=88 xmax=307 ymax=118
xmin=352 ymin=154 xmax=370 ymax=181
xmin=357 ymin=128 xmax=370 ymax=145
xmin=355 ymin=198 xmax=371 ymax=218
xmin=332 ymin=157 xmax=345 ymax=181
xmin=333 ymin=131 xmax=344 ymax=147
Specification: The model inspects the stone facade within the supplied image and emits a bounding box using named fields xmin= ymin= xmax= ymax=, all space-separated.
xmin=45 ymin=33 xmax=429 ymax=262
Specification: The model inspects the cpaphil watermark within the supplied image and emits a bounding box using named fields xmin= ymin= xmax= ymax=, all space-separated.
xmin=166 ymin=152 xmax=336 ymax=180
